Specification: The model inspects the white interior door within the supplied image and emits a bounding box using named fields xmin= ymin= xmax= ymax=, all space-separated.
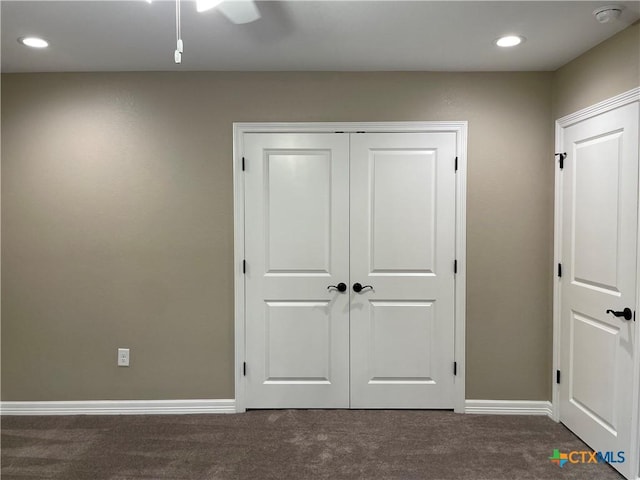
xmin=244 ymin=133 xmax=350 ymax=408
xmin=559 ymin=101 xmax=639 ymax=479
xmin=350 ymin=133 xmax=457 ymax=408
xmin=242 ymin=128 xmax=458 ymax=409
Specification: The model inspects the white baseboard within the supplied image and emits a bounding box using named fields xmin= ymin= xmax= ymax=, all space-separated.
xmin=0 ymin=399 xmax=236 ymax=415
xmin=1 ymin=399 xmax=551 ymax=417
xmin=465 ymin=400 xmax=553 ymax=417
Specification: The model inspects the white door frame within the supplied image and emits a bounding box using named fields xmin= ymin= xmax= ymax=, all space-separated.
xmin=233 ymin=121 xmax=468 ymax=413
xmin=552 ymin=88 xmax=640 ymax=479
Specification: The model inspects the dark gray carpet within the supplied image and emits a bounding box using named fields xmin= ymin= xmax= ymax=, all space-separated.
xmin=1 ymin=410 xmax=624 ymax=479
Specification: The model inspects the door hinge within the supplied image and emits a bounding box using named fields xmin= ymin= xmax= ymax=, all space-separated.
xmin=454 ymin=361 xmax=457 ymax=376
xmin=555 ymin=152 xmax=566 ymax=170
xmin=454 ymin=260 xmax=458 ymax=274
xmin=242 ymin=157 xmax=246 ymax=171
xmin=557 ymin=263 xmax=562 ymax=278
xmin=455 ymin=156 xmax=458 ymax=172
xmin=556 ymin=369 xmax=561 ymax=384
xmin=242 ymin=260 xmax=246 ymax=274
xmin=243 ymin=362 xmax=247 ymax=376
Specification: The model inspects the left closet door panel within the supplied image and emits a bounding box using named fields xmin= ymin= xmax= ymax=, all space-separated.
xmin=244 ymin=133 xmax=351 ymax=408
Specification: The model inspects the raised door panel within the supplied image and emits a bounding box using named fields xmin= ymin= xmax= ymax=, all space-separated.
xmin=264 ymin=301 xmax=332 ymax=383
xmin=572 ymin=133 xmax=622 ymax=293
xmin=569 ymin=311 xmax=619 ymax=432
xmin=266 ymin=152 xmax=331 ymax=274
xmin=368 ymin=301 xmax=435 ymax=383
xmin=371 ymin=151 xmax=436 ymax=273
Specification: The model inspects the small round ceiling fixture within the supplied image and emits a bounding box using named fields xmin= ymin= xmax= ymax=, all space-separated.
xmin=18 ymin=36 xmax=49 ymax=48
xmin=593 ymin=5 xmax=623 ymax=23
xmin=495 ymin=35 xmax=525 ymax=48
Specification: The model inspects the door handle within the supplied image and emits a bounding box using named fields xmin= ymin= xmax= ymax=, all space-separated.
xmin=327 ymin=283 xmax=347 ymax=293
xmin=606 ymin=308 xmax=633 ymax=321
xmin=352 ymin=282 xmax=373 ymax=293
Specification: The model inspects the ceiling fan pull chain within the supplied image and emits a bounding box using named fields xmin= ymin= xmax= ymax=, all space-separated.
xmin=174 ymin=0 xmax=183 ymax=64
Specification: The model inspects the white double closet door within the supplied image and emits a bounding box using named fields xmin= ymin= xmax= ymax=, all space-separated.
xmin=244 ymin=131 xmax=457 ymax=408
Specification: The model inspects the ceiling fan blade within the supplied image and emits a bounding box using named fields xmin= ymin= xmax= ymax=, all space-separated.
xmin=218 ymin=0 xmax=261 ymax=24
xmin=196 ymin=0 xmax=224 ymax=13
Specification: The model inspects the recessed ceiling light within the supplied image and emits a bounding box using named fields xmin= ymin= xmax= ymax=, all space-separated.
xmin=18 ymin=36 xmax=49 ymax=48
xmin=495 ymin=35 xmax=525 ymax=48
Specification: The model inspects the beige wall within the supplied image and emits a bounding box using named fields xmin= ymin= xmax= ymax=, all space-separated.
xmin=2 ymin=71 xmax=555 ymax=401
xmin=553 ymin=22 xmax=639 ymax=118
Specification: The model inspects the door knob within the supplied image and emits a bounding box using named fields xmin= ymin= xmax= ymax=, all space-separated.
xmin=327 ymin=283 xmax=347 ymax=293
xmin=606 ymin=308 xmax=633 ymax=321
xmin=352 ymin=282 xmax=373 ymax=293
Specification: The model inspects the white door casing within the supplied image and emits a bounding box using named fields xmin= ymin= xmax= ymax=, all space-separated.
xmin=350 ymin=133 xmax=456 ymax=408
xmin=234 ymin=122 xmax=467 ymax=413
xmin=553 ymin=89 xmax=640 ymax=480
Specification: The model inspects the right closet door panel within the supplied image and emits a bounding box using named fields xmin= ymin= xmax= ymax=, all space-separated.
xmin=349 ymin=132 xmax=457 ymax=408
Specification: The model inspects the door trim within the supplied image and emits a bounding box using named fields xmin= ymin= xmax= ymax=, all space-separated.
xmin=552 ymin=87 xmax=640 ymax=479
xmin=233 ymin=122 xmax=468 ymax=413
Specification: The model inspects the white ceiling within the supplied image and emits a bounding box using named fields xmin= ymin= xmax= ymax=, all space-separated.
xmin=2 ymin=0 xmax=639 ymax=73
